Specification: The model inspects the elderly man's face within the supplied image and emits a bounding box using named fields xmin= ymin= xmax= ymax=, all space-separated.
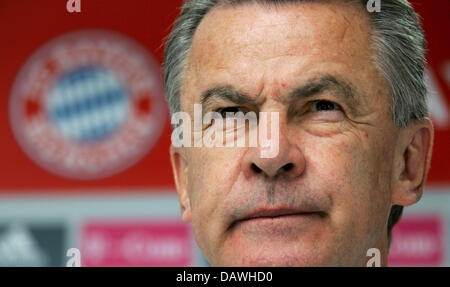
xmin=171 ymin=2 xmax=431 ymax=266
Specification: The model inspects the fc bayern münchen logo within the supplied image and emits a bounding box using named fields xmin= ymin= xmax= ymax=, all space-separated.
xmin=9 ymin=30 xmax=166 ymax=180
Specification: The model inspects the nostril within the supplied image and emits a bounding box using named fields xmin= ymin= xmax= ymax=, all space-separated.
xmin=251 ymin=163 xmax=262 ymax=173
xmin=282 ymin=163 xmax=294 ymax=172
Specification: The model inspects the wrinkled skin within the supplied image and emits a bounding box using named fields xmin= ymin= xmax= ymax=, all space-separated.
xmin=170 ymin=1 xmax=433 ymax=266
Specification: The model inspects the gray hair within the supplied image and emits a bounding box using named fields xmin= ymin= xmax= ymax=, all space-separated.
xmin=163 ymin=0 xmax=428 ymax=246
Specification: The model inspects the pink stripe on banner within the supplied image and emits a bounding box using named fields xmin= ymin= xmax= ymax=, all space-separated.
xmin=388 ymin=214 xmax=445 ymax=266
xmin=81 ymin=220 xmax=193 ymax=267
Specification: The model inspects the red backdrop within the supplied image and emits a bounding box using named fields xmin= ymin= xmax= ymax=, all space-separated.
xmin=0 ymin=0 xmax=448 ymax=192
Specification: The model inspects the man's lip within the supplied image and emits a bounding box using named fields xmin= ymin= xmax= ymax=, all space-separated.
xmin=237 ymin=208 xmax=325 ymax=222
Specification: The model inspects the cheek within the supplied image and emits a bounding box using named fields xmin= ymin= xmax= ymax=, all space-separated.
xmin=187 ymin=147 xmax=250 ymax=264
xmin=189 ymin=147 xmax=243 ymax=198
xmin=187 ymin=148 xmax=244 ymax=233
xmin=306 ymin=134 xmax=389 ymax=244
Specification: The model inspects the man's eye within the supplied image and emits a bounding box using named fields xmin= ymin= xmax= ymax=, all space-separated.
xmin=310 ymin=100 xmax=342 ymax=112
xmin=215 ymin=107 xmax=245 ymax=118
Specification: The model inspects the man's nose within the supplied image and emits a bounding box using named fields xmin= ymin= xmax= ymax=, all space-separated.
xmin=242 ymin=124 xmax=305 ymax=179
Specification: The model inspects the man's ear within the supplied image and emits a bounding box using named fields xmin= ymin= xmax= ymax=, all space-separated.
xmin=170 ymin=145 xmax=192 ymax=222
xmin=391 ymin=118 xmax=434 ymax=207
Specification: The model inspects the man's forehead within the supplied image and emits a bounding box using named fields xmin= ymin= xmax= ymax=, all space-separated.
xmin=188 ymin=1 xmax=371 ymax=63
xmin=182 ymin=0 xmax=382 ymax=112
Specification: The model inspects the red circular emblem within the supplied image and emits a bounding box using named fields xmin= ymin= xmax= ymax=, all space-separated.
xmin=9 ymin=30 xmax=166 ymax=180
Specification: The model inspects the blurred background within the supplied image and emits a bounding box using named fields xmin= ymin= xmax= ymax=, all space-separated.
xmin=0 ymin=0 xmax=448 ymax=266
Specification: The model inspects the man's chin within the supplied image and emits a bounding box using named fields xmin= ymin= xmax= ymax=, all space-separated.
xmin=204 ymin=216 xmax=339 ymax=266
xmin=216 ymin=239 xmax=330 ymax=267
xmin=216 ymin=252 xmax=326 ymax=267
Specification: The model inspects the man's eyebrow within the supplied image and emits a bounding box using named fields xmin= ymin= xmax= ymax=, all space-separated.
xmin=200 ymin=85 xmax=257 ymax=110
xmin=200 ymin=75 xmax=359 ymax=112
xmin=288 ymin=74 xmax=359 ymax=108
